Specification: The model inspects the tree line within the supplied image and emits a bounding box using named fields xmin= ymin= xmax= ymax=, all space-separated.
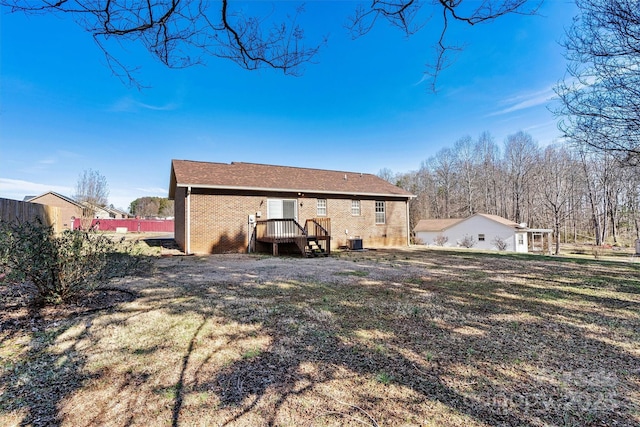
xmin=381 ymin=131 xmax=640 ymax=252
xmin=129 ymin=197 xmax=174 ymax=219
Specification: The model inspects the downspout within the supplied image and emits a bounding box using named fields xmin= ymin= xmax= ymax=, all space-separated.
xmin=406 ymin=199 xmax=411 ymax=246
xmin=186 ymin=186 xmax=191 ymax=255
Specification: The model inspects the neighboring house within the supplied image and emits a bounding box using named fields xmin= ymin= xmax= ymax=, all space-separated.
xmin=85 ymin=203 xmax=132 ymax=219
xmin=106 ymin=206 xmax=132 ymax=219
xmin=169 ymin=160 xmax=415 ymax=255
xmin=25 ymin=191 xmax=87 ymax=231
xmin=413 ymin=213 xmax=548 ymax=253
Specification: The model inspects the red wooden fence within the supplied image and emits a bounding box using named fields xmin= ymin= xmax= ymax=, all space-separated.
xmin=73 ymin=218 xmax=174 ymax=233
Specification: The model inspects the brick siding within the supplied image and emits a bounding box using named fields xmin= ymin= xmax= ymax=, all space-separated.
xmin=175 ymin=189 xmax=409 ymax=254
xmin=28 ymin=194 xmax=83 ymax=230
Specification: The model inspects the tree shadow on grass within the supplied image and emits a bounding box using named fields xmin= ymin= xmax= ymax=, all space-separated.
xmin=5 ymin=250 xmax=638 ymax=426
xmin=165 ymin=252 xmax=640 ymax=426
xmin=171 ymin=316 xmax=207 ymax=427
xmin=0 ymin=257 xmax=148 ymax=426
xmin=0 ymin=307 xmax=98 ymax=426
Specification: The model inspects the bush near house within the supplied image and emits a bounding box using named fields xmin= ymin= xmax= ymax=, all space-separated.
xmin=492 ymin=236 xmax=508 ymax=251
xmin=433 ymin=234 xmax=449 ymax=246
xmin=459 ymin=234 xmax=476 ymax=248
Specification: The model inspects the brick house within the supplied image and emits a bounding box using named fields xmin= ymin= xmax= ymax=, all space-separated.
xmin=169 ymin=160 xmax=415 ymax=255
xmin=25 ymin=191 xmax=87 ymax=231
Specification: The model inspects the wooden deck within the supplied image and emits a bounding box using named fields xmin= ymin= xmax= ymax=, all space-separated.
xmin=253 ymin=218 xmax=331 ymax=256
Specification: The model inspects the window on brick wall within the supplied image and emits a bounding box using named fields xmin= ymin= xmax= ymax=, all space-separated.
xmin=317 ymin=199 xmax=327 ymax=216
xmin=375 ymin=201 xmax=385 ymax=224
xmin=351 ymin=200 xmax=361 ymax=216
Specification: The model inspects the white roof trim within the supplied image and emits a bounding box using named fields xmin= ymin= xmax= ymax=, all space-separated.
xmin=175 ymin=183 xmax=415 ymax=199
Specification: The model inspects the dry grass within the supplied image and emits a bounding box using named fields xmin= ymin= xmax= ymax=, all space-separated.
xmin=1 ymin=247 xmax=639 ymax=426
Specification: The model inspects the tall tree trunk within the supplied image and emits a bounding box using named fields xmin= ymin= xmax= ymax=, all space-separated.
xmin=581 ymin=156 xmax=602 ymax=245
xmin=554 ymin=207 xmax=561 ymax=255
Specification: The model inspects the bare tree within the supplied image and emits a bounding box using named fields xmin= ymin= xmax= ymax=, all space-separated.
xmin=475 ymin=131 xmax=502 ymax=216
xmin=407 ymin=129 xmax=638 ymax=247
xmin=453 ymin=135 xmax=480 ymax=216
xmin=395 ymin=169 xmax=432 ymax=233
xmin=503 ymin=131 xmax=539 ymax=224
xmin=426 ymin=147 xmax=458 ymax=218
xmin=578 ymin=149 xmax=604 ymax=245
xmin=555 ymin=0 xmax=640 ymax=163
xmin=2 ymin=0 xmax=539 ymax=88
xmin=540 ymin=145 xmax=574 ymax=254
xmin=377 ymin=168 xmax=397 ymax=184
xmin=74 ymin=169 xmax=109 ymax=228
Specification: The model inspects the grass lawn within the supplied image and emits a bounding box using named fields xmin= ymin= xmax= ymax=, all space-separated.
xmin=1 ymin=247 xmax=639 ymax=426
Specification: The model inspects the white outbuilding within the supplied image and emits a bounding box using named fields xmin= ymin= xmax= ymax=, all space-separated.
xmin=413 ymin=213 xmax=550 ymax=253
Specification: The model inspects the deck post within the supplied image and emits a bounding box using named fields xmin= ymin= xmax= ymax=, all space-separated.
xmin=272 ymin=242 xmax=278 ymax=256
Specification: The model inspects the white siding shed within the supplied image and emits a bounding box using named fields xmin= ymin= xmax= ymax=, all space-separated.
xmin=414 ymin=213 xmax=529 ymax=253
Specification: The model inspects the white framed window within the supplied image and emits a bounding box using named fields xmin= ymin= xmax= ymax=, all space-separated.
xmin=317 ymin=199 xmax=327 ymax=216
xmin=351 ymin=200 xmax=361 ymax=216
xmin=478 ymin=234 xmax=485 ymax=241
xmin=375 ymin=201 xmax=385 ymax=224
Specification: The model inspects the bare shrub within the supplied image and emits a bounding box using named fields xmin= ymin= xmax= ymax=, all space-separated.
xmin=433 ymin=234 xmax=449 ymax=246
xmin=412 ymin=236 xmax=425 ymax=245
xmin=492 ymin=236 xmax=508 ymax=251
xmin=459 ymin=234 xmax=476 ymax=248
xmin=592 ymin=246 xmax=601 ymax=259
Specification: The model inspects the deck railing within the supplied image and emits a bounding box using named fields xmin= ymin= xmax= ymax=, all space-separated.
xmin=304 ymin=218 xmax=330 ymax=240
xmin=255 ymin=218 xmax=307 ymax=241
xmin=305 ymin=218 xmax=331 ymax=255
xmin=254 ymin=218 xmax=331 ymax=256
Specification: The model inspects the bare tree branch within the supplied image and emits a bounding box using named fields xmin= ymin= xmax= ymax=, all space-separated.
xmin=3 ymin=0 xmax=539 ymax=89
xmin=555 ymin=0 xmax=640 ymax=164
xmin=347 ymin=0 xmax=540 ymax=91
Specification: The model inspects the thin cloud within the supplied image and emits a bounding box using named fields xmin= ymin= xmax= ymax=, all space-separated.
xmin=21 ymin=152 xmax=83 ymax=174
xmin=488 ymin=86 xmax=557 ymax=117
xmin=135 ymin=187 xmax=169 ymax=195
xmin=523 ymin=119 xmax=563 ymax=144
xmin=108 ymin=96 xmax=180 ymax=112
xmin=0 ymin=178 xmax=72 ymax=200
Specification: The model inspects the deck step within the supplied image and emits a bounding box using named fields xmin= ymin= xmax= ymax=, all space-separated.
xmin=304 ymin=239 xmax=327 ymax=257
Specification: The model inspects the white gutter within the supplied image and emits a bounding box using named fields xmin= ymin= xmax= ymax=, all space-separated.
xmin=186 ymin=186 xmax=191 ymax=255
xmin=175 ymin=183 xmax=415 ymax=200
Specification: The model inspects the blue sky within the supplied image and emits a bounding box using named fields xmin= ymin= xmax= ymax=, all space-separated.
xmin=1 ymin=1 xmax=576 ymax=210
